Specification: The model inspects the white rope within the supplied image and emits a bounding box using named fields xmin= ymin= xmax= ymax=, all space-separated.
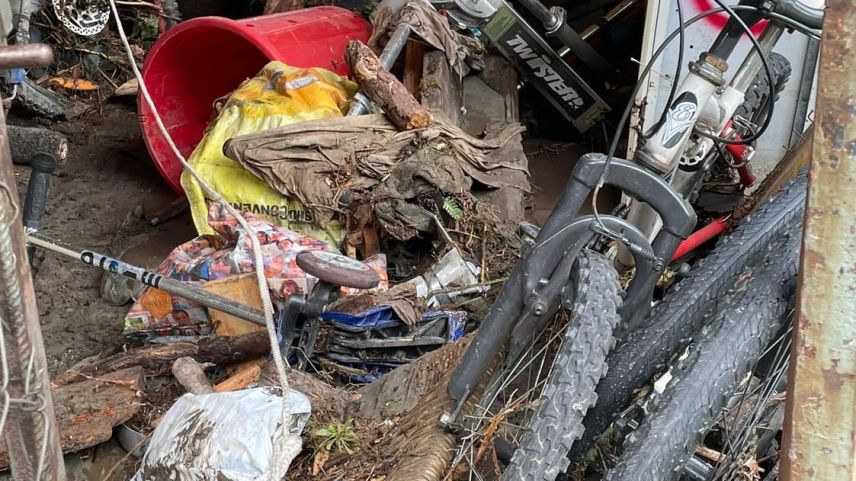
xmin=106 ymin=2 xmax=299 ymax=477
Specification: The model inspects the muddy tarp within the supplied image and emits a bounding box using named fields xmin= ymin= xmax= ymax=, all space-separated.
xmin=369 ymin=0 xmax=485 ymax=76
xmin=223 ymin=114 xmax=528 ymax=240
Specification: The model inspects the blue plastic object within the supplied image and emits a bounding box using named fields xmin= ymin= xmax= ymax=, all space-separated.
xmin=7 ymin=68 xmax=24 ymax=85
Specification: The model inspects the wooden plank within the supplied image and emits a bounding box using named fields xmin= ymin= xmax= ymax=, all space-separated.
xmin=0 ymin=368 xmax=144 ymax=469
xmin=420 ymin=50 xmax=463 ymax=127
xmin=478 ymin=55 xmax=519 ymax=122
xmin=203 ymin=274 xmax=264 ymax=337
xmin=733 ymin=125 xmax=813 ymax=220
xmin=214 ymin=361 xmax=264 ymax=392
xmin=403 ymin=40 xmax=426 ymax=98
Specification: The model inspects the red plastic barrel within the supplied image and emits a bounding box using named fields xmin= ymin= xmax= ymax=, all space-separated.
xmin=138 ymin=7 xmax=371 ymax=194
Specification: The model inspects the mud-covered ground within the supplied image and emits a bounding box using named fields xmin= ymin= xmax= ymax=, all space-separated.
xmin=13 ymin=102 xmax=195 ymax=376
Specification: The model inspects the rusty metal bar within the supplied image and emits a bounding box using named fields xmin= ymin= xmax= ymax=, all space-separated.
xmin=0 ymin=45 xmax=65 ymax=479
xmin=0 ymin=44 xmax=53 ymax=69
xmin=780 ymin=2 xmax=856 ymax=480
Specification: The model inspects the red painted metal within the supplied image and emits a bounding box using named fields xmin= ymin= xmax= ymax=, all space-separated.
xmin=671 ymin=217 xmax=728 ymax=261
xmin=138 ymin=7 xmax=371 ymax=194
xmin=721 ymin=119 xmax=757 ymax=187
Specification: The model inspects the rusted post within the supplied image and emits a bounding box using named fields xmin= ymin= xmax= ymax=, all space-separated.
xmin=0 ymin=49 xmax=65 ymax=479
xmin=780 ymin=2 xmax=856 ymax=480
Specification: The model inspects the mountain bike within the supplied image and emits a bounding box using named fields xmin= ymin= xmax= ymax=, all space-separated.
xmin=438 ymin=1 xmax=823 ymax=480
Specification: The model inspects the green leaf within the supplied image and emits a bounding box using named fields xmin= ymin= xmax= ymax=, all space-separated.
xmin=443 ymin=197 xmax=464 ymax=221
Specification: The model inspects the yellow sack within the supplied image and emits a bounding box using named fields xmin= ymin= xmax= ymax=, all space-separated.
xmin=181 ymin=61 xmax=357 ymax=246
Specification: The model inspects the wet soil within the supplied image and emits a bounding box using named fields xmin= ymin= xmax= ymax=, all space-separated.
xmin=13 ymin=102 xmax=195 ymax=377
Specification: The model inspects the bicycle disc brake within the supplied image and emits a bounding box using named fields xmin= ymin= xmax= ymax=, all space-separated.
xmin=52 ymin=0 xmax=110 ymax=36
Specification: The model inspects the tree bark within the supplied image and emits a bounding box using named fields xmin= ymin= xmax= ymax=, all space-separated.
xmin=345 ymin=40 xmax=432 ymax=130
xmin=0 ymin=367 xmax=144 ymax=469
xmin=54 ymin=332 xmax=271 ymax=386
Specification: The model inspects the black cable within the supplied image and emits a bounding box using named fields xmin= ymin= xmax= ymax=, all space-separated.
xmin=696 ymin=0 xmax=774 ymax=146
xmin=590 ymin=4 xmax=791 ymax=239
xmin=642 ymin=0 xmax=685 ymax=140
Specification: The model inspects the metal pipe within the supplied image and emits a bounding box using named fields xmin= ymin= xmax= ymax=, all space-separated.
xmin=0 ymin=91 xmax=65 ymax=480
xmin=780 ymin=1 xmax=856 ymax=478
xmin=0 ymin=44 xmax=53 ymax=69
xmin=729 ymin=22 xmax=785 ymax=93
xmin=27 ymin=235 xmax=268 ymax=327
xmin=347 ymin=24 xmax=411 ymax=117
xmin=774 ymin=0 xmax=824 ymax=30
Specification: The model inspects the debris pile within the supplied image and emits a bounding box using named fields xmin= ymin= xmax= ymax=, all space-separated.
xmin=11 ymin=0 xmax=534 ymax=479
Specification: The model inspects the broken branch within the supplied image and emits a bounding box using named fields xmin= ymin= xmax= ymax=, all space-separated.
xmin=345 ymin=40 xmax=432 ymax=130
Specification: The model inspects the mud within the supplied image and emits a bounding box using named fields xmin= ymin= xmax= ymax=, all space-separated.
xmin=13 ymin=102 xmax=195 ymax=377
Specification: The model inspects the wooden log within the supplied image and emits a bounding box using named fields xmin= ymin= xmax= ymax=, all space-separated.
xmin=53 ymin=332 xmax=271 ymax=386
xmin=0 ymin=367 xmax=144 ymax=469
xmin=345 ymin=40 xmax=432 ymax=130
xmin=172 ymin=357 xmax=214 ymax=394
xmin=8 ymin=124 xmax=68 ymax=165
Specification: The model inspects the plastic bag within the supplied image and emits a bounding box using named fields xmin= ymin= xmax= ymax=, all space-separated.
xmin=124 ymin=203 xmax=388 ymax=337
xmin=181 ymin=61 xmax=358 ymax=246
xmin=133 ymin=387 xmax=311 ymax=481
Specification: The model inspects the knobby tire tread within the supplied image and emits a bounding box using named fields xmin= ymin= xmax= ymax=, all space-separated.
xmin=570 ymin=169 xmax=808 ymax=464
xmin=501 ymin=251 xmax=622 ymax=481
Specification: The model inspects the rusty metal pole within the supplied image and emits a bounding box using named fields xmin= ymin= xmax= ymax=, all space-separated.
xmin=0 ymin=46 xmax=65 ymax=480
xmin=780 ymin=1 xmax=856 ymax=480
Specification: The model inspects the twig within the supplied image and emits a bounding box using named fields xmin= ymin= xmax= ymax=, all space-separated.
xmin=480 ymin=224 xmax=487 ymax=283
xmin=115 ymin=0 xmax=163 ymax=11
xmin=97 ymin=66 xmax=119 ymax=89
xmin=432 ymin=214 xmax=454 ymax=245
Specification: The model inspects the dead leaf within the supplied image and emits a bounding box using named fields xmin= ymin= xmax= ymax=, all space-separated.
xmin=311 ymin=449 xmax=330 ymax=476
xmin=114 ymin=78 xmax=138 ymax=97
xmin=47 ymin=77 xmax=99 ymax=91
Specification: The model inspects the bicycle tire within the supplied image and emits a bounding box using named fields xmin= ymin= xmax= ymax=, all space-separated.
xmin=501 ymin=250 xmax=622 ymax=481
xmin=604 ymin=222 xmax=801 ymax=481
xmin=14 ymin=77 xmax=65 ymax=120
xmin=568 ymin=169 xmax=808 ymax=465
xmin=734 ymin=52 xmax=792 ymax=122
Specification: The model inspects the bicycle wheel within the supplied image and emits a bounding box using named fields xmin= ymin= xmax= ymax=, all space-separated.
xmin=568 ymin=169 xmax=808 ymax=466
xmin=604 ymin=219 xmax=801 ymax=481
xmin=462 ymin=251 xmax=621 ymax=481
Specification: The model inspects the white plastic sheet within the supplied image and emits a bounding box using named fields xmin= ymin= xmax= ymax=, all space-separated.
xmin=134 ymin=387 xmax=311 ymax=481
